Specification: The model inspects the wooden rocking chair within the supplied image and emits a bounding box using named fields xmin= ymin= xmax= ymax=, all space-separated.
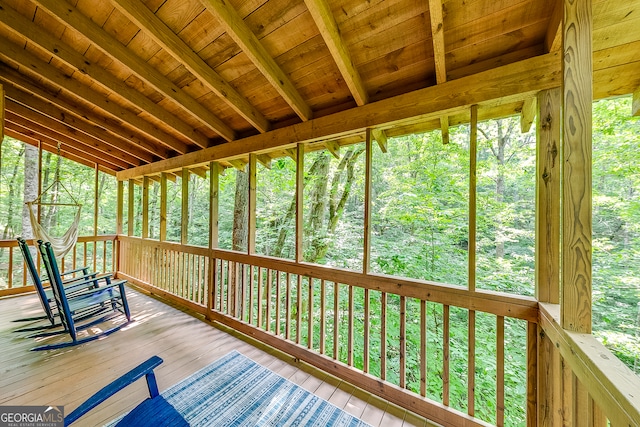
xmin=31 ymin=241 xmax=131 ymax=351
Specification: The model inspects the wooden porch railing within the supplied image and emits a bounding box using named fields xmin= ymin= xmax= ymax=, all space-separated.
xmin=0 ymin=235 xmax=117 ymax=297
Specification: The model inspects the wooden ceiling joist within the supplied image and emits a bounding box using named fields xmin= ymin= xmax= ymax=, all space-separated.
xmin=4 ymin=85 xmax=155 ymax=164
xmin=256 ymin=154 xmax=272 ymax=169
xmin=203 ymin=0 xmax=312 ymax=121
xmin=109 ymin=0 xmax=271 ymax=133
xmin=304 ymin=0 xmax=368 ymax=106
xmin=520 ymin=97 xmax=537 ymax=133
xmin=29 ymin=0 xmax=235 ymax=144
xmin=0 ymin=43 xmax=189 ymax=155
xmin=428 ymin=0 xmax=450 ymax=145
xmin=371 ymin=129 xmax=388 ymax=153
xmin=0 ymin=65 xmax=171 ymax=160
xmin=323 ymin=140 xmax=341 ymax=159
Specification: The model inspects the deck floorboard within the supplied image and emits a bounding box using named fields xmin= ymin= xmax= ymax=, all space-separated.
xmin=0 ymin=288 xmax=431 ymax=427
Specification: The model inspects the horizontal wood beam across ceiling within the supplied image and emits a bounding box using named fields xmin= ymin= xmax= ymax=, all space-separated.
xmin=117 ymin=52 xmax=562 ymax=180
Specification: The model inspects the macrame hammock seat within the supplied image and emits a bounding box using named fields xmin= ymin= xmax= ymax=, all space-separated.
xmin=26 ymin=179 xmax=81 ymax=259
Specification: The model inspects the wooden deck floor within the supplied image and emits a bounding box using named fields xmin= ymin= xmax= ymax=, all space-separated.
xmin=0 ymin=287 xmax=432 ymax=427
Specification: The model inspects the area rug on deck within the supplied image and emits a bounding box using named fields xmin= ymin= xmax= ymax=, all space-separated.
xmin=145 ymin=351 xmax=370 ymax=426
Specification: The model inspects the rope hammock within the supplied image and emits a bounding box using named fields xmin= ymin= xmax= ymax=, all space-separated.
xmin=26 ymin=178 xmax=81 ymax=259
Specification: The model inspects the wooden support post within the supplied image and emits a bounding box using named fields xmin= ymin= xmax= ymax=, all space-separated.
xmin=209 ymin=162 xmax=219 ymax=249
xmin=536 ymin=88 xmax=561 ymax=304
xmin=142 ymin=176 xmax=149 ymax=239
xmin=160 ymin=172 xmax=167 ymax=242
xmin=469 ymin=105 xmax=478 ymax=292
xmin=93 ymin=165 xmax=99 ymax=236
xmin=363 ymin=129 xmax=372 ymax=273
xmin=440 ymin=116 xmax=450 ymax=145
xmin=561 ymin=0 xmax=592 ymax=333
xmin=295 ymin=143 xmax=304 ymax=263
xmin=632 ymin=85 xmax=640 ymax=116
xmin=181 ymin=168 xmax=189 ymax=244
xmin=248 ymin=153 xmax=257 ymax=254
xmin=127 ymin=179 xmax=134 ymax=236
xmin=116 ymin=180 xmax=124 ymax=235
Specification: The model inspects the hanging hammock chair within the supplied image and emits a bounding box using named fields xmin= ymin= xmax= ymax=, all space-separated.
xmin=26 ymin=178 xmax=82 ymax=259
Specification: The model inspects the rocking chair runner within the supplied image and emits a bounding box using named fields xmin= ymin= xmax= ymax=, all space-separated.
xmin=32 ymin=241 xmax=131 ymax=351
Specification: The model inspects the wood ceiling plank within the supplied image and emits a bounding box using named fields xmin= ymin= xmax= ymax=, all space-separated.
xmin=5 ymin=102 xmax=142 ymax=167
xmin=447 ymin=45 xmax=544 ymax=81
xmin=0 ymin=2 xmax=211 ymax=150
xmin=31 ymin=0 xmax=236 ymax=143
xmin=0 ymin=40 xmax=189 ymax=155
xmin=109 ymin=0 xmax=271 ymax=133
xmin=202 ymin=0 xmax=312 ymax=120
xmin=594 ymin=40 xmax=640 ymax=71
xmin=5 ymin=113 xmax=133 ymax=170
xmin=593 ymin=62 xmax=640 ymax=99
xmin=0 ymin=64 xmax=170 ymax=160
xmin=304 ymin=0 xmax=368 ymax=106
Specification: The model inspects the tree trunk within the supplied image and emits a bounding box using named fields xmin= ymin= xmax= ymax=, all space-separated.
xmin=22 ymin=144 xmax=39 ymax=239
xmin=232 ymin=167 xmax=248 ymax=252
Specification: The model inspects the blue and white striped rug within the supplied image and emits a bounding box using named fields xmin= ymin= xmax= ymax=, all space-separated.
xmin=162 ymin=351 xmax=371 ymax=426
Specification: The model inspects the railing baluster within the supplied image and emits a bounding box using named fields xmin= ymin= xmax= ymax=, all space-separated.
xmin=443 ymin=304 xmax=450 ymax=406
xmin=420 ymin=299 xmax=427 ymax=397
xmin=265 ymin=269 xmax=272 ymax=332
xmin=275 ymin=271 xmax=281 ymax=335
xmin=527 ymin=321 xmax=538 ymax=427
xmin=334 ymin=282 xmax=340 ymax=360
xmin=257 ymin=267 xmax=263 ymax=327
xmin=296 ymin=275 xmax=302 ymax=344
xmin=307 ymin=277 xmax=313 ymax=350
xmin=8 ymin=247 xmax=13 ymax=289
xmin=320 ymin=279 xmax=326 ymax=354
xmin=364 ymin=288 xmax=370 ymax=373
xmin=380 ymin=291 xmax=386 ymax=381
xmin=348 ymin=285 xmax=354 ymax=366
xmin=469 ymin=309 xmax=476 ymax=416
xmin=497 ymin=315 xmax=505 ymax=427
xmin=248 ymin=265 xmax=254 ymax=323
xmin=400 ymin=295 xmax=406 ymax=388
xmin=285 ymin=272 xmax=291 ymax=340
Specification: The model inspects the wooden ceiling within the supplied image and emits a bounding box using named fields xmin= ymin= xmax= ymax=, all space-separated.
xmin=0 ymin=0 xmax=638 ymax=175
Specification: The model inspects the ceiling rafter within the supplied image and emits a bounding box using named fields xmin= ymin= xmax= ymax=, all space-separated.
xmin=4 ymin=84 xmax=154 ymax=164
xmin=428 ymin=0 xmax=450 ymax=144
xmin=5 ymin=126 xmax=116 ymax=174
xmin=29 ymin=0 xmax=237 ymax=143
xmin=109 ymin=0 xmax=271 ymax=133
xmin=0 ymin=2 xmax=210 ymax=150
xmin=0 ymin=65 xmax=169 ymax=161
xmin=303 ymin=0 xmax=368 ymax=107
xmin=5 ymin=112 xmax=134 ymax=170
xmin=0 ymin=42 xmax=189 ymax=155
xmin=203 ymin=0 xmax=312 ymax=121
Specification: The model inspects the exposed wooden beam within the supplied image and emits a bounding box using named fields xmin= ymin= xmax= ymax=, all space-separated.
xmin=324 ymin=140 xmax=340 ymax=159
xmin=0 ymin=66 xmax=170 ymax=160
xmin=428 ymin=0 xmax=450 ymax=145
xmin=633 ymin=85 xmax=640 ymax=116
xmin=5 ymin=112 xmax=133 ymax=170
xmin=4 ymin=85 xmax=155 ymax=164
xmin=521 ymin=97 xmax=537 ymax=133
xmin=109 ymin=0 xmax=270 ymax=133
xmin=30 ymin=0 xmax=236 ymax=143
xmin=303 ymin=0 xmax=368 ymax=106
xmin=371 ymin=129 xmax=388 ymax=153
xmin=0 ymin=2 xmax=210 ymax=149
xmin=117 ymin=52 xmax=562 ymax=180
xmin=546 ymin=0 xmax=563 ymax=53
xmin=561 ymin=0 xmax=592 ymax=333
xmin=0 ymin=44 xmax=189 ymax=155
xmin=228 ymin=159 xmax=248 ymax=171
xmin=203 ymin=0 xmax=312 ymax=121
xmin=284 ymin=149 xmax=298 ymax=162
xmin=257 ymin=154 xmax=272 ymax=169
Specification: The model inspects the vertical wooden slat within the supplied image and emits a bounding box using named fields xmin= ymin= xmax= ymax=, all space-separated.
xmin=257 ymin=267 xmax=263 ymax=327
xmin=363 ymin=128 xmax=372 ymax=273
xmin=275 ymin=271 xmax=281 ymax=335
xmin=320 ymin=279 xmax=326 ymax=354
xmin=159 ymin=173 xmax=167 ymax=242
xmin=527 ymin=321 xmax=538 ymax=427
xmin=575 ymin=378 xmax=589 ymax=427
xmin=116 ymin=180 xmax=124 ymax=236
xmin=443 ymin=304 xmax=450 ymax=406
xmin=469 ymin=104 xmax=478 ymax=292
xmin=307 ymin=277 xmax=313 ymax=350
xmin=497 ymin=316 xmax=505 ymax=427
xmin=590 ymin=396 xmax=607 ymax=427
xmin=363 ymin=288 xmax=370 ymax=373
xmin=348 ymin=285 xmax=354 ymax=366
xmin=561 ymin=0 xmax=592 ymax=333
xmin=8 ymin=247 xmax=13 ymax=288
xmin=334 ymin=282 xmax=340 ymax=360
xmin=562 ymin=359 xmax=574 ymax=427
xmin=420 ymin=299 xmax=427 ymax=397
xmin=295 ymin=143 xmax=304 ymax=263
xmin=468 ymin=309 xmax=476 ymax=416
xmin=285 ymin=272 xmax=291 ymax=340
xmin=399 ymin=295 xmax=406 ymax=389
xmin=380 ymin=291 xmax=386 ymax=381
xmin=536 ymin=88 xmax=562 ymax=303
xmin=296 ymin=274 xmax=302 ymax=344
xmin=93 ymin=165 xmax=99 ymax=272
xmin=265 ymin=268 xmax=272 ymax=332
xmin=248 ymin=265 xmax=254 ymax=322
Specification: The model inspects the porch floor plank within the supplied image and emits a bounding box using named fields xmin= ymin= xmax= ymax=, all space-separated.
xmin=0 ymin=288 xmax=429 ymax=427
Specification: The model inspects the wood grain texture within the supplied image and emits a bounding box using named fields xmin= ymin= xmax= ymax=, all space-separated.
xmin=561 ymin=0 xmax=593 ymax=333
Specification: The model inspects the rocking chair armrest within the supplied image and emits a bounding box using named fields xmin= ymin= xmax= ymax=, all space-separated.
xmin=66 ymin=279 xmax=127 ymax=299
xmin=65 ymin=356 xmax=164 ymax=425
xmin=60 ymin=266 xmax=91 ymax=277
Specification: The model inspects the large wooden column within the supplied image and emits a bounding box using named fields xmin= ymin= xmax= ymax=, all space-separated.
xmin=159 ymin=172 xmax=167 ymax=242
xmin=127 ymin=179 xmax=134 ymax=236
xmin=561 ymin=0 xmax=592 ymax=333
xmin=142 ymin=176 xmax=149 ymax=239
xmin=295 ymin=143 xmax=304 ymax=263
xmin=181 ymin=168 xmax=189 ymax=244
xmin=248 ymin=154 xmax=257 ymax=254
xmin=209 ymin=162 xmax=219 ymax=249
